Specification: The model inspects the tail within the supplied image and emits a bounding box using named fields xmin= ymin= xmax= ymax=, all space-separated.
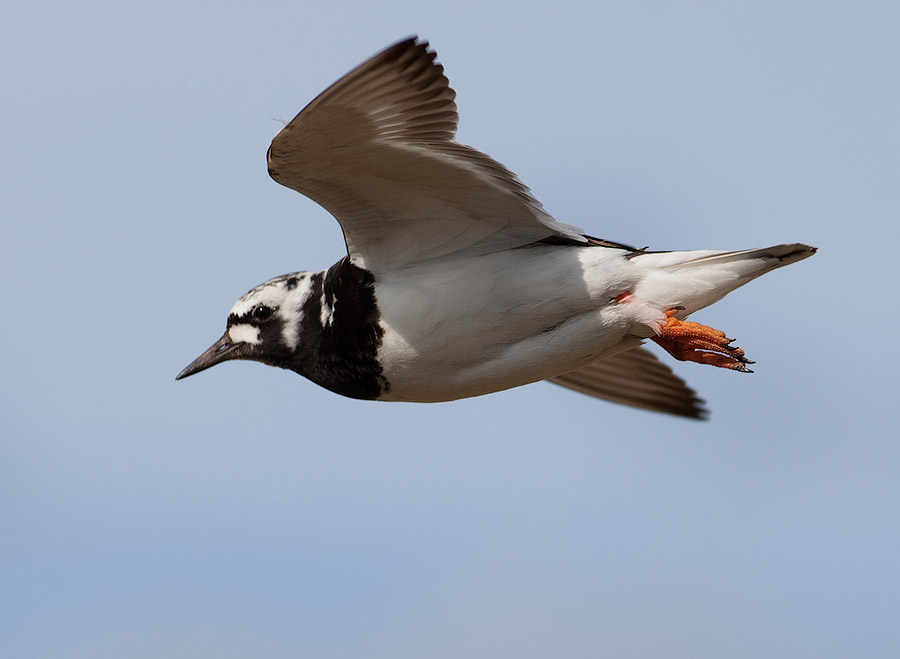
xmin=631 ymin=243 xmax=817 ymax=316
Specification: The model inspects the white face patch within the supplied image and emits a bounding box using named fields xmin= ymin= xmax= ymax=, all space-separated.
xmin=230 ymin=284 xmax=289 ymax=318
xmin=228 ymin=272 xmax=317 ymax=351
xmin=279 ymin=301 xmax=303 ymax=350
xmin=228 ymin=323 xmax=261 ymax=345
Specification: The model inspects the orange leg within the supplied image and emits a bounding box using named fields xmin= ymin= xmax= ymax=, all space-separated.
xmin=651 ymin=308 xmax=755 ymax=372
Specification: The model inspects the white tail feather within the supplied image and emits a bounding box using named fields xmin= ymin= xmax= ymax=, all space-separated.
xmin=632 ymin=243 xmax=816 ymax=316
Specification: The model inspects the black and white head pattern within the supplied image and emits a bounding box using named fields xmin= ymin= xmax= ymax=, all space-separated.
xmin=226 ymin=272 xmax=314 ymax=359
xmin=225 ymin=260 xmax=388 ymax=399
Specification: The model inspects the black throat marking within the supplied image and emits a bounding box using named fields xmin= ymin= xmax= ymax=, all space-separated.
xmin=291 ymin=258 xmax=388 ymax=400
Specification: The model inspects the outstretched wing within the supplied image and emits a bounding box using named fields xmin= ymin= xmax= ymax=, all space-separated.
xmin=267 ymin=37 xmax=587 ymax=272
xmin=547 ymin=346 xmax=708 ymax=419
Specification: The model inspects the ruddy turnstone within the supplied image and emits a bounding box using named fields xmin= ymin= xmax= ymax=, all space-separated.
xmin=176 ymin=37 xmax=816 ymax=419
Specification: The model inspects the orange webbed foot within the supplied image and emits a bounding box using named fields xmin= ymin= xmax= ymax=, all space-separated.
xmin=651 ymin=308 xmax=755 ymax=372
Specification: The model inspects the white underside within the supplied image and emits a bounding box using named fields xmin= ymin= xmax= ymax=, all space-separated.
xmin=373 ymin=244 xmax=792 ymax=402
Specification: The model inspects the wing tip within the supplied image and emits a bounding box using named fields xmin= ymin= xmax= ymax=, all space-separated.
xmin=774 ymin=243 xmax=817 ymax=266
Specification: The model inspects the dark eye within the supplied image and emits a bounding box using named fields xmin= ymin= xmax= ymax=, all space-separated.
xmin=252 ymin=305 xmax=273 ymax=322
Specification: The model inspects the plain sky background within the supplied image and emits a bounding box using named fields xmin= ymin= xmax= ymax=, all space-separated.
xmin=3 ymin=1 xmax=899 ymax=657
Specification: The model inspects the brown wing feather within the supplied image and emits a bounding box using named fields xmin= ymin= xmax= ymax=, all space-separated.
xmin=266 ymin=37 xmax=587 ymax=271
xmin=547 ymin=346 xmax=708 ymax=419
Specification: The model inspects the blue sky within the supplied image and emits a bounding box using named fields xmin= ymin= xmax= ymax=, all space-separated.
xmin=3 ymin=1 xmax=899 ymax=657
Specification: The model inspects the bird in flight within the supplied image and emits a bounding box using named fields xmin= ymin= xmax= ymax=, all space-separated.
xmin=177 ymin=37 xmax=815 ymax=419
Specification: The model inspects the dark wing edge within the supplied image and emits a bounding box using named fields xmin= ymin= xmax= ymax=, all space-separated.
xmin=547 ymin=346 xmax=708 ymax=419
xmin=265 ymin=37 xmax=589 ymax=270
xmin=291 ymin=37 xmax=459 ymax=144
xmin=267 ymin=37 xmax=458 ymax=188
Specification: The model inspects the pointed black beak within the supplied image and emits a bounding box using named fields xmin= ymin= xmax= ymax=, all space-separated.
xmin=176 ymin=333 xmax=246 ymax=380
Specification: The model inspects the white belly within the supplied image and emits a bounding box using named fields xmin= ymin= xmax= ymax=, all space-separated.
xmin=372 ymin=245 xmax=645 ymax=402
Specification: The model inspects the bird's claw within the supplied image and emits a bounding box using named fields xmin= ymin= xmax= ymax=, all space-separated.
xmin=652 ymin=310 xmax=754 ymax=372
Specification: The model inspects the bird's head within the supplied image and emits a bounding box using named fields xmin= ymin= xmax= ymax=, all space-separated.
xmin=176 ymin=272 xmax=315 ymax=380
